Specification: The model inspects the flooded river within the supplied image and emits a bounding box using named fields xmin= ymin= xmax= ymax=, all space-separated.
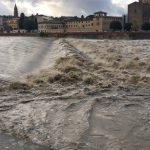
xmin=0 ymin=38 xmax=150 ymax=150
xmin=0 ymin=37 xmax=56 ymax=81
xmin=0 ymin=133 xmax=50 ymax=150
xmin=0 ymin=37 xmax=55 ymax=150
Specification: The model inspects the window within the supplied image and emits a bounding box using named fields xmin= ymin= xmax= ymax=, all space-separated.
xmin=134 ymin=9 xmax=137 ymax=13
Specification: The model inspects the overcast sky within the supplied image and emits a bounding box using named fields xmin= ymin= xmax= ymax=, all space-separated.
xmin=0 ymin=0 xmax=137 ymax=17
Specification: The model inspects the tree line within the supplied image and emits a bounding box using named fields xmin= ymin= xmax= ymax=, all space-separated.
xmin=19 ymin=13 xmax=38 ymax=32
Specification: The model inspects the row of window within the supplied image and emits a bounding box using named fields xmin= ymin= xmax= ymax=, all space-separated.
xmin=105 ymin=17 xmax=121 ymax=21
xmin=39 ymin=29 xmax=97 ymax=33
xmin=39 ymin=25 xmax=63 ymax=29
xmin=66 ymin=23 xmax=94 ymax=28
xmin=39 ymin=20 xmax=119 ymax=30
xmin=39 ymin=19 xmax=121 ymax=29
xmin=39 ymin=25 xmax=48 ymax=28
xmin=67 ymin=20 xmax=92 ymax=24
xmin=95 ymin=17 xmax=121 ymax=21
xmin=40 ymin=30 xmax=47 ymax=33
xmin=7 ymin=21 xmax=17 ymax=24
xmin=39 ymin=23 xmax=95 ymax=29
xmin=66 ymin=18 xmax=121 ymax=24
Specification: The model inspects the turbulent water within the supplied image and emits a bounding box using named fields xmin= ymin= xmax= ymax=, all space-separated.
xmin=0 ymin=37 xmax=58 ymax=150
xmin=0 ymin=37 xmax=61 ymax=81
xmin=0 ymin=37 xmax=150 ymax=150
xmin=0 ymin=132 xmax=49 ymax=150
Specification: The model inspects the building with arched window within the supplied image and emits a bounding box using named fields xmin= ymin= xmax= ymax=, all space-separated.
xmin=38 ymin=11 xmax=123 ymax=33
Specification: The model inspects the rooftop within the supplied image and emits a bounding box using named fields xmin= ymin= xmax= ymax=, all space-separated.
xmin=94 ymin=11 xmax=107 ymax=15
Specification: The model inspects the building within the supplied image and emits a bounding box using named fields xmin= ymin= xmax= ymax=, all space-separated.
xmin=122 ymin=15 xmax=128 ymax=30
xmin=11 ymin=29 xmax=27 ymax=33
xmin=92 ymin=11 xmax=122 ymax=32
xmin=5 ymin=4 xmax=19 ymax=30
xmin=139 ymin=0 xmax=150 ymax=4
xmin=128 ymin=0 xmax=150 ymax=30
xmin=0 ymin=17 xmax=4 ymax=31
xmin=14 ymin=4 xmax=18 ymax=18
xmin=65 ymin=17 xmax=94 ymax=33
xmin=6 ymin=18 xmax=19 ymax=30
xmin=38 ymin=22 xmax=49 ymax=33
xmin=35 ymin=14 xmax=53 ymax=23
xmin=0 ymin=17 xmax=3 ymax=26
xmin=0 ymin=4 xmax=20 ymax=32
xmin=38 ymin=20 xmax=65 ymax=33
xmin=38 ymin=11 xmax=123 ymax=33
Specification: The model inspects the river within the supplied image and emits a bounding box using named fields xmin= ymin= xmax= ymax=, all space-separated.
xmin=0 ymin=38 xmax=150 ymax=150
xmin=0 ymin=37 xmax=54 ymax=150
xmin=0 ymin=132 xmax=50 ymax=150
xmin=0 ymin=37 xmax=56 ymax=81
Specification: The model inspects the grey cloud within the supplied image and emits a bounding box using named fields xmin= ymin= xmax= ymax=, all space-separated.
xmin=59 ymin=0 xmax=126 ymax=16
xmin=0 ymin=0 xmax=129 ymax=16
xmin=0 ymin=1 xmax=12 ymax=15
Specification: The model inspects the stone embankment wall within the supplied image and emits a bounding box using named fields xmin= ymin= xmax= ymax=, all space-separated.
xmin=49 ymin=32 xmax=150 ymax=39
xmin=0 ymin=33 xmax=37 ymax=36
xmin=0 ymin=32 xmax=150 ymax=39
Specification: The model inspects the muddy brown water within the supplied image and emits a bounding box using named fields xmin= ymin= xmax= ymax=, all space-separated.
xmin=0 ymin=38 xmax=150 ymax=150
xmin=80 ymin=95 xmax=150 ymax=150
xmin=0 ymin=133 xmax=50 ymax=150
xmin=0 ymin=37 xmax=56 ymax=150
xmin=0 ymin=37 xmax=56 ymax=81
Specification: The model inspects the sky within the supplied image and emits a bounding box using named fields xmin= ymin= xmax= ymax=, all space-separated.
xmin=0 ymin=0 xmax=137 ymax=17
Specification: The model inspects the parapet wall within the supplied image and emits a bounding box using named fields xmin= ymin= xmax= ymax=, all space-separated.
xmin=0 ymin=32 xmax=150 ymax=39
xmin=0 ymin=33 xmax=37 ymax=36
xmin=48 ymin=32 xmax=150 ymax=39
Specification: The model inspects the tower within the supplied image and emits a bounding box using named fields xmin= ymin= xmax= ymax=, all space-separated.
xmin=14 ymin=4 xmax=18 ymax=18
xmin=128 ymin=0 xmax=150 ymax=30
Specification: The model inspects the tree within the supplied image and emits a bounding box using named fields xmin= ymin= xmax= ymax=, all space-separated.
xmin=30 ymin=15 xmax=38 ymax=30
xmin=110 ymin=21 xmax=122 ymax=31
xmin=34 ymin=18 xmax=38 ymax=30
xmin=124 ymin=23 xmax=132 ymax=31
xmin=23 ymin=19 xmax=37 ymax=32
xmin=19 ymin=13 xmax=25 ymax=29
xmin=132 ymin=21 xmax=139 ymax=31
xmin=141 ymin=23 xmax=150 ymax=31
xmin=19 ymin=14 xmax=38 ymax=31
xmin=81 ymin=15 xmax=84 ymax=19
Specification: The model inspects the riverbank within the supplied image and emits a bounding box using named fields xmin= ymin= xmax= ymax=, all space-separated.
xmin=0 ymin=33 xmax=37 ymax=37
xmin=0 ymin=38 xmax=150 ymax=150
